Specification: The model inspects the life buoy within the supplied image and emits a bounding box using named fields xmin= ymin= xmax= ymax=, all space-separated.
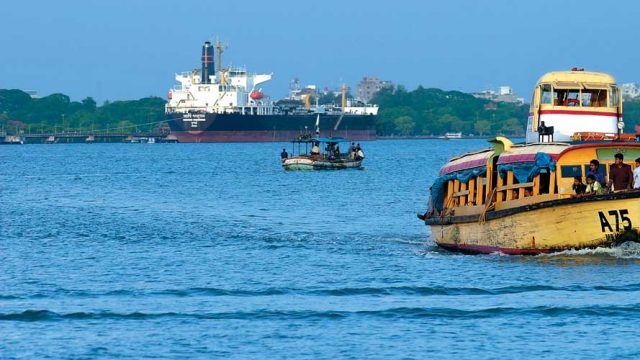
xmin=564 ymin=98 xmax=579 ymax=106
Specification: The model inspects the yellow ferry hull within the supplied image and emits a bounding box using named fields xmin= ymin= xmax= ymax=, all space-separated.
xmin=426 ymin=192 xmax=640 ymax=255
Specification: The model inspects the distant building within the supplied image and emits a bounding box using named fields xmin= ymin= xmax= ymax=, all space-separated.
xmin=621 ymin=83 xmax=640 ymax=100
xmin=473 ymin=85 xmax=524 ymax=104
xmin=356 ymin=77 xmax=394 ymax=103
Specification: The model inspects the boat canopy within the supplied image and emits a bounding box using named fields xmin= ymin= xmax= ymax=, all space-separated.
xmin=496 ymin=143 xmax=567 ymax=183
xmin=292 ymin=136 xmax=349 ymax=143
xmin=439 ymin=149 xmax=494 ymax=176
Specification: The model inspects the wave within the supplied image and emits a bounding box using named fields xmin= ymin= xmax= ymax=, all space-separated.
xmin=4 ymin=305 xmax=640 ymax=322
xmin=4 ymin=283 xmax=640 ymax=301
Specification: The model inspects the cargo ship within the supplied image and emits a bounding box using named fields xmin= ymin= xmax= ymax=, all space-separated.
xmin=165 ymin=40 xmax=378 ymax=143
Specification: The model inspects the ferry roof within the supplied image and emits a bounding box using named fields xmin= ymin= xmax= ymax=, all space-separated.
xmin=497 ymin=143 xmax=570 ymax=165
xmin=439 ymin=148 xmax=494 ymax=176
xmin=537 ymin=70 xmax=616 ymax=88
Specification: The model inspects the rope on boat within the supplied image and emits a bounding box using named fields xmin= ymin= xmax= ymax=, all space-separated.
xmin=479 ymin=188 xmax=497 ymax=224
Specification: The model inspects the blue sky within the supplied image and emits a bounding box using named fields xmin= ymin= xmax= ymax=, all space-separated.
xmin=2 ymin=0 xmax=639 ymax=103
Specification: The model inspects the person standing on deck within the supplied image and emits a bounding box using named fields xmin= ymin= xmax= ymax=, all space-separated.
xmin=586 ymin=159 xmax=606 ymax=187
xmin=634 ymin=157 xmax=640 ymax=189
xmin=607 ymin=153 xmax=634 ymax=192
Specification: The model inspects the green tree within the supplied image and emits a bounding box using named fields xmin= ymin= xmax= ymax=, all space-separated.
xmin=394 ymin=116 xmax=415 ymax=136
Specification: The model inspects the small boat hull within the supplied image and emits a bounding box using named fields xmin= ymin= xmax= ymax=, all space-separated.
xmin=282 ymin=157 xmax=362 ymax=170
xmin=424 ymin=192 xmax=640 ymax=254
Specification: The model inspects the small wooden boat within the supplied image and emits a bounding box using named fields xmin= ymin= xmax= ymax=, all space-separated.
xmin=282 ymin=136 xmax=364 ymax=170
xmin=419 ymin=69 xmax=640 ymax=254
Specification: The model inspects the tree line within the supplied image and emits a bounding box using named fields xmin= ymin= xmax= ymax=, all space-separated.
xmin=0 ymin=89 xmax=165 ymax=133
xmin=2 ymin=87 xmax=639 ymax=136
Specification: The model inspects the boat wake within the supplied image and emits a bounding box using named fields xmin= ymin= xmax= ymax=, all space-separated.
xmin=540 ymin=241 xmax=640 ymax=259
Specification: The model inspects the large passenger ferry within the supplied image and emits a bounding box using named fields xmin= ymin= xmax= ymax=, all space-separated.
xmin=419 ymin=69 xmax=640 ymax=254
xmin=165 ymin=40 xmax=378 ymax=143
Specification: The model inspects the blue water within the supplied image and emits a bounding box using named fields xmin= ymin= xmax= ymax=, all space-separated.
xmin=2 ymin=139 xmax=640 ymax=359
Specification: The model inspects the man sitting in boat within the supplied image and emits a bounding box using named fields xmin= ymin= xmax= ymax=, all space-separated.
xmin=585 ymin=174 xmax=604 ymax=195
xmin=280 ymin=148 xmax=288 ymax=160
xmin=586 ymin=159 xmax=606 ymax=187
xmin=607 ymin=153 xmax=634 ymax=192
xmin=311 ymin=142 xmax=321 ymax=156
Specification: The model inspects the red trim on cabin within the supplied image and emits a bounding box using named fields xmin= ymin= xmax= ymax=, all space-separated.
xmin=497 ymin=153 xmax=561 ymax=165
xmin=539 ymin=110 xmax=619 ymax=117
xmin=438 ymin=242 xmax=554 ymax=255
xmin=557 ymin=142 xmax=640 ymax=157
xmin=439 ymin=159 xmax=488 ymax=175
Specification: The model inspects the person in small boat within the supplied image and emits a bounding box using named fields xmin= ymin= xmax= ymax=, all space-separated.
xmin=311 ymin=141 xmax=320 ymax=156
xmin=572 ymin=176 xmax=586 ymax=196
xmin=634 ymin=157 xmax=640 ymax=190
xmin=586 ymin=159 xmax=606 ymax=187
xmin=334 ymin=144 xmax=341 ymax=159
xmin=348 ymin=142 xmax=356 ymax=159
xmin=607 ymin=153 xmax=633 ymax=192
xmin=280 ymin=148 xmax=288 ymax=160
xmin=585 ymin=174 xmax=604 ymax=195
xmin=355 ymin=148 xmax=365 ymax=161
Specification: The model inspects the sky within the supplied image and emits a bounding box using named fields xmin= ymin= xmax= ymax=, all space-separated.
xmin=2 ymin=0 xmax=640 ymax=103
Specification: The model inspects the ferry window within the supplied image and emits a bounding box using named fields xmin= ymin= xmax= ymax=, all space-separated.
xmin=561 ymin=165 xmax=582 ymax=178
xmin=554 ymin=89 xmax=580 ymax=106
xmin=583 ymin=164 xmax=607 ymax=178
xmin=582 ymin=90 xmax=607 ymax=107
xmin=540 ymin=84 xmax=552 ymax=104
xmin=610 ymin=86 xmax=620 ymax=107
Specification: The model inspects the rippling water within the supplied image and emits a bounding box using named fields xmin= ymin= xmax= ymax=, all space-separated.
xmin=2 ymin=140 xmax=640 ymax=359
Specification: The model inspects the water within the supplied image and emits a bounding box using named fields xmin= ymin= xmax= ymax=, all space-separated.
xmin=2 ymin=140 xmax=640 ymax=359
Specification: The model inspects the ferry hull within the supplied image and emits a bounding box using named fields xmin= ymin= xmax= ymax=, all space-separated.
xmin=282 ymin=157 xmax=363 ymax=170
xmin=425 ymin=192 xmax=640 ymax=254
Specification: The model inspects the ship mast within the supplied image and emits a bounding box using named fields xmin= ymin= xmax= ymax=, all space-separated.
xmin=215 ymin=38 xmax=226 ymax=74
xmin=341 ymin=82 xmax=347 ymax=111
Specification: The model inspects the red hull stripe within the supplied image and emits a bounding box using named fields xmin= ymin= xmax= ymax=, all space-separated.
xmin=539 ymin=110 xmax=619 ymax=117
xmin=171 ymin=130 xmax=376 ymax=143
xmin=438 ymin=242 xmax=554 ymax=255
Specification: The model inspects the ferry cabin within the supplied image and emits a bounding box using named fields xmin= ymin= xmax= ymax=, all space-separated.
xmin=526 ymin=69 xmax=622 ymax=143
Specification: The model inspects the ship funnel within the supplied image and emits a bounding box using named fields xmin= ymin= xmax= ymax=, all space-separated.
xmin=201 ymin=41 xmax=214 ymax=84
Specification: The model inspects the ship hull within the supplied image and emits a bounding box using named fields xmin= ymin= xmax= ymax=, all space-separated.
xmin=424 ymin=192 xmax=640 ymax=255
xmin=166 ymin=112 xmax=376 ymax=143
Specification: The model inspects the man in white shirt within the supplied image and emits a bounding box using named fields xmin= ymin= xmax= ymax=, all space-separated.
xmin=634 ymin=157 xmax=640 ymax=189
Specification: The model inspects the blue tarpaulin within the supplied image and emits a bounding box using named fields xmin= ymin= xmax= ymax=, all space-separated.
xmin=431 ymin=166 xmax=487 ymax=211
xmin=498 ymin=152 xmax=556 ymax=183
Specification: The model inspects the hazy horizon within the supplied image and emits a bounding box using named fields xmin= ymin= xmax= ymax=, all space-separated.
xmin=2 ymin=0 xmax=639 ymax=103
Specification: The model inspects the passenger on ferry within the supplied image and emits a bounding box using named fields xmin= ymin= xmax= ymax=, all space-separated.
xmin=607 ymin=153 xmax=634 ymax=191
xmin=587 ymin=159 xmax=606 ymax=187
xmin=634 ymin=157 xmax=640 ymax=189
xmin=524 ymin=188 xmax=533 ymax=197
xmin=585 ymin=174 xmax=604 ymax=195
xmin=511 ymin=190 xmax=519 ymax=200
xmin=572 ymin=176 xmax=586 ymax=196
xmin=280 ymin=148 xmax=288 ymax=160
